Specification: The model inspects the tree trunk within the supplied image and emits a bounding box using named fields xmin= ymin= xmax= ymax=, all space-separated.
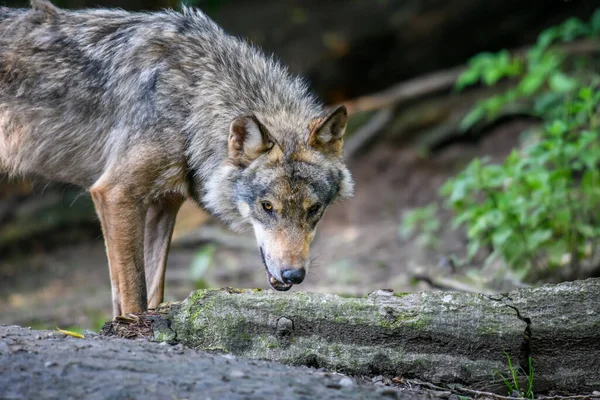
xmin=141 ymin=279 xmax=600 ymax=394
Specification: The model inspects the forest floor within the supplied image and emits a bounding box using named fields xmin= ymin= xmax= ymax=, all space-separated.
xmin=0 ymin=325 xmax=439 ymax=400
xmin=0 ymin=120 xmax=527 ymax=330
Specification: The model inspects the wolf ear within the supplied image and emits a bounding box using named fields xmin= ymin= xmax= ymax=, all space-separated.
xmin=308 ymin=105 xmax=348 ymax=157
xmin=31 ymin=0 xmax=59 ymax=16
xmin=228 ymin=116 xmax=275 ymax=166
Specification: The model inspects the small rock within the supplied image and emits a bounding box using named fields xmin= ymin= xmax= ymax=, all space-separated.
xmin=170 ymin=344 xmax=184 ymax=354
xmin=44 ymin=361 xmax=58 ymax=368
xmin=229 ymin=369 xmax=248 ymax=379
xmin=293 ymin=387 xmax=312 ymax=395
xmin=159 ymin=341 xmax=169 ymax=346
xmin=592 ymin=391 xmax=599 ymax=397
xmin=0 ymin=341 xmax=12 ymax=355
xmin=369 ymin=289 xmax=394 ymax=298
xmin=276 ymin=317 xmax=294 ymax=335
xmin=339 ymin=377 xmax=354 ymax=387
xmin=372 ymin=375 xmax=392 ymax=385
xmin=326 ymin=382 xmax=342 ymax=389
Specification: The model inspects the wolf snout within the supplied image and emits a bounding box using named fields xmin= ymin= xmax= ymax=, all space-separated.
xmin=281 ymin=268 xmax=306 ymax=284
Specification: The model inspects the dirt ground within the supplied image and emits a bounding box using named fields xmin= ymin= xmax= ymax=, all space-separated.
xmin=0 ymin=121 xmax=526 ymax=330
xmin=0 ymin=325 xmax=439 ymax=400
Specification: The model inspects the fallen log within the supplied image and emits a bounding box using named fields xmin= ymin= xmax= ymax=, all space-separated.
xmin=339 ymin=39 xmax=600 ymax=116
xmin=104 ymin=278 xmax=600 ymax=394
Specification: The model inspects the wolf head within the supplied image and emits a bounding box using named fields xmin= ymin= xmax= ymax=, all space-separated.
xmin=203 ymin=106 xmax=353 ymax=291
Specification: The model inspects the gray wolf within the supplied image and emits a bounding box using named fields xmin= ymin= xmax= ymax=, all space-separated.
xmin=0 ymin=1 xmax=353 ymax=317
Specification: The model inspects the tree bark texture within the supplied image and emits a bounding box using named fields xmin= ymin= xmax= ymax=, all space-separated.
xmin=152 ymin=279 xmax=600 ymax=393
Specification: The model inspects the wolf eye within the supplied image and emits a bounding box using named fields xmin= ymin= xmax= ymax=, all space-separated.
xmin=308 ymin=204 xmax=321 ymax=215
xmin=262 ymin=201 xmax=273 ymax=212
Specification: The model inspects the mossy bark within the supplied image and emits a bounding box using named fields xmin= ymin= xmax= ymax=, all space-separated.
xmin=152 ymin=279 xmax=600 ymax=393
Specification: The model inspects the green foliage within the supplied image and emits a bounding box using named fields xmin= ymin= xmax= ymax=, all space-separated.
xmin=399 ymin=205 xmax=440 ymax=248
xmin=457 ymin=10 xmax=600 ymax=131
xmin=189 ymin=244 xmax=216 ymax=289
xmin=402 ymin=11 xmax=600 ymax=279
xmin=494 ymin=353 xmax=534 ymax=399
xmin=442 ymin=94 xmax=600 ymax=275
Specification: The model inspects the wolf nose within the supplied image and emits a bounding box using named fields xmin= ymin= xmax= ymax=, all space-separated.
xmin=281 ymin=268 xmax=305 ymax=284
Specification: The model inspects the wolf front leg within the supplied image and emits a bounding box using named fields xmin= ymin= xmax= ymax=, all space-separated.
xmin=144 ymin=196 xmax=184 ymax=309
xmin=90 ymin=184 xmax=148 ymax=317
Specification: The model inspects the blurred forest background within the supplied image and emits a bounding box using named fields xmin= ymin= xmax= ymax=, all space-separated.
xmin=1 ymin=0 xmax=599 ymax=331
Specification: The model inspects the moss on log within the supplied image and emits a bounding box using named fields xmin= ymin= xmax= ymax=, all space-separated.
xmin=149 ymin=279 xmax=600 ymax=393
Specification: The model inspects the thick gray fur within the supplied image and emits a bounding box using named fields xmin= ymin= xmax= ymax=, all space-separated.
xmin=0 ymin=0 xmax=354 ymax=301
xmin=0 ymin=1 xmax=352 ymax=225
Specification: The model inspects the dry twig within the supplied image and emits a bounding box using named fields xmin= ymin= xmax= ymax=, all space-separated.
xmin=344 ymin=108 xmax=394 ymax=158
xmin=404 ymin=379 xmax=599 ymax=400
xmin=338 ymin=39 xmax=599 ymax=116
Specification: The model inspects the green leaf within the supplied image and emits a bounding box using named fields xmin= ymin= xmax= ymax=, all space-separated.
xmin=467 ymin=241 xmax=481 ymax=260
xmin=591 ymin=9 xmax=600 ymax=35
xmin=483 ymin=68 xmax=504 ymax=86
xmin=527 ymin=230 xmax=553 ymax=249
xmin=579 ymin=87 xmax=593 ymax=101
xmin=492 ymin=229 xmax=513 ymax=248
xmin=537 ymin=27 xmax=558 ymax=50
xmin=453 ymin=209 xmax=477 ymax=229
xmin=448 ymin=179 xmax=470 ymax=203
xmin=558 ymin=17 xmax=589 ymax=41
xmin=399 ymin=206 xmax=440 ymax=239
xmin=549 ymin=72 xmax=577 ymax=93
xmin=456 ymin=68 xmax=481 ymax=90
xmin=547 ymin=120 xmax=568 ymax=136
xmin=518 ymin=74 xmax=545 ymax=96
xmin=189 ymin=245 xmax=216 ymax=281
xmin=576 ymin=224 xmax=596 ymax=238
xmin=460 ymin=106 xmax=486 ymax=132
xmin=480 ymin=95 xmax=508 ymax=119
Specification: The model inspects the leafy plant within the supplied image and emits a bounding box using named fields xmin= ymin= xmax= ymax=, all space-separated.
xmin=402 ymin=11 xmax=600 ymax=279
xmin=189 ymin=244 xmax=216 ymax=289
xmin=457 ymin=11 xmax=600 ymax=131
xmin=442 ymin=92 xmax=600 ymax=276
xmin=494 ymin=352 xmax=534 ymax=399
xmin=399 ymin=204 xmax=440 ymax=249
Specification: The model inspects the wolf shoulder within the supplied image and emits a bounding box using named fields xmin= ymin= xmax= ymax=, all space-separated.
xmin=0 ymin=2 xmax=217 ymax=83
xmin=0 ymin=3 xmax=207 ymax=126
